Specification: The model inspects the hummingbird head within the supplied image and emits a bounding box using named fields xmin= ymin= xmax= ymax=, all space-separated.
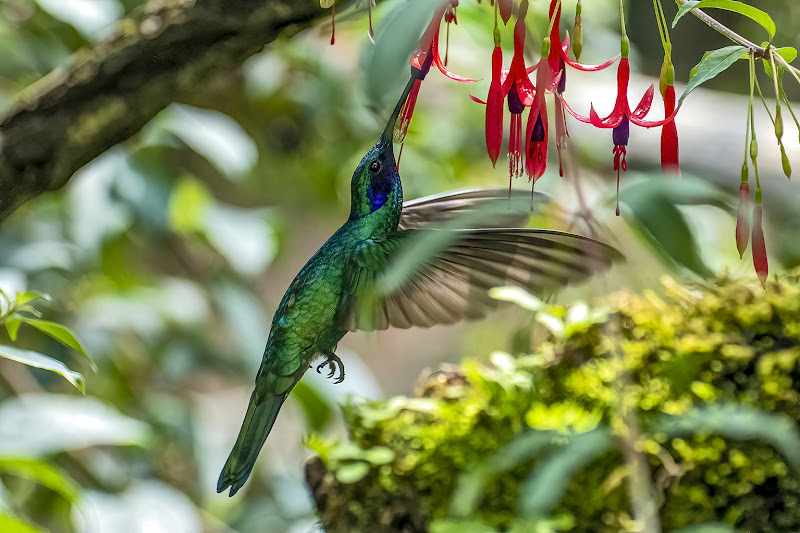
xmin=349 ymin=77 xmax=415 ymax=221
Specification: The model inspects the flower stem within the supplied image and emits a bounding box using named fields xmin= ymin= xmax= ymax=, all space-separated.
xmin=618 ymin=0 xmax=627 ymax=38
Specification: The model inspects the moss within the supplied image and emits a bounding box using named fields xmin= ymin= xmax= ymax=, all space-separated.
xmin=306 ymin=271 xmax=800 ymax=532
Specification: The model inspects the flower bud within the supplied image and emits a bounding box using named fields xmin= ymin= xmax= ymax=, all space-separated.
xmin=735 ymin=182 xmax=750 ymax=258
xmin=752 ymin=203 xmax=768 ymax=289
xmin=775 ymin=106 xmax=783 ymax=139
xmin=781 ymin=144 xmax=792 ymax=179
xmin=749 ymin=138 xmax=758 ymax=160
xmin=573 ymin=1 xmax=583 ymax=61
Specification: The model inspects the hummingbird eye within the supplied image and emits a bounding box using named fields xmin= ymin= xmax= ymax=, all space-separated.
xmin=369 ymin=160 xmax=381 ymax=173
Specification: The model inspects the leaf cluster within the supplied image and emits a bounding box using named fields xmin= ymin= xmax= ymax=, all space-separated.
xmin=306 ymin=270 xmax=800 ymax=532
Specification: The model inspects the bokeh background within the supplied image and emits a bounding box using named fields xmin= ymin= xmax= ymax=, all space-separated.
xmin=0 ymin=0 xmax=798 ymax=531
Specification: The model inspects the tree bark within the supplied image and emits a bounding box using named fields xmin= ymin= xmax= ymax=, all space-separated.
xmin=0 ymin=0 xmax=335 ymax=221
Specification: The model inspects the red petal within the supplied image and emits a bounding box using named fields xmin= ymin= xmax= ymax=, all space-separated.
xmin=631 ymin=84 xmax=654 ymax=120
xmin=660 ymin=86 xmax=680 ymax=174
xmin=752 ymin=204 xmax=768 ymax=288
xmin=589 ymin=104 xmax=624 ymax=128
xmin=558 ymin=93 xmax=591 ymax=124
xmin=735 ymin=183 xmax=750 ymax=258
xmin=470 ymin=94 xmax=487 ymax=104
xmin=629 ymin=102 xmax=680 ymax=128
xmin=561 ymin=36 xmax=619 ymax=71
xmin=431 ymin=28 xmax=476 ymax=82
xmin=410 ymin=4 xmax=447 ymax=70
xmin=485 ymin=47 xmax=505 ymax=166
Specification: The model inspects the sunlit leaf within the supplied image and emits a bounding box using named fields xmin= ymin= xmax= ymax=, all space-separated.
xmin=0 ymin=458 xmax=80 ymax=504
xmin=653 ymin=405 xmax=800 ymax=472
xmin=168 ymin=178 xmax=212 ymax=234
xmin=519 ymin=428 xmax=613 ymax=517
xmin=0 ymin=395 xmax=150 ymax=457
xmin=0 ymin=514 xmax=44 ymax=533
xmin=680 ymin=45 xmax=749 ymax=104
xmin=673 ymin=1 xmax=775 ymax=40
xmin=0 ymin=345 xmax=85 ymax=393
xmin=18 ymin=319 xmax=96 ymax=371
xmin=5 ymin=317 xmax=21 ymax=341
xmin=12 ymin=292 xmax=49 ymax=308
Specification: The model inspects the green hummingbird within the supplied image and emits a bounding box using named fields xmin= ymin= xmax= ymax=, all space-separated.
xmin=217 ymin=77 xmax=622 ymax=496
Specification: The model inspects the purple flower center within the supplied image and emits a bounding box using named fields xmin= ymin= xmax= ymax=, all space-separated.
xmin=507 ymin=82 xmax=525 ymax=114
xmin=612 ymin=116 xmax=630 ymax=146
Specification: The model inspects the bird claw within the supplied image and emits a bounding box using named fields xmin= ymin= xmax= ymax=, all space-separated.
xmin=316 ymin=353 xmax=345 ymax=384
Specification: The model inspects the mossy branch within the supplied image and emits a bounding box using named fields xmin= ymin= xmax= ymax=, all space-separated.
xmin=0 ymin=0 xmax=339 ymax=221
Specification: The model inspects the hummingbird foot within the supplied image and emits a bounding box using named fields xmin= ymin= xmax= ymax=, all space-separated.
xmin=316 ymin=352 xmax=345 ymax=384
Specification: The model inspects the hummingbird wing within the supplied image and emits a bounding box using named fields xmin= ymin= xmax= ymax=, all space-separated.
xmin=399 ymin=188 xmax=548 ymax=230
xmin=336 ymin=228 xmax=622 ymax=332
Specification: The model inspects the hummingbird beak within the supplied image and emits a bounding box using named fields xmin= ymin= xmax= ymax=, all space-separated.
xmin=380 ymin=76 xmax=416 ymax=147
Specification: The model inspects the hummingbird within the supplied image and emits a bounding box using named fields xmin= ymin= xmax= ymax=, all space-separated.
xmin=217 ymin=77 xmax=622 ymax=496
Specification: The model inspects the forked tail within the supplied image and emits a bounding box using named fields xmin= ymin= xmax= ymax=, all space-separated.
xmin=217 ymin=390 xmax=288 ymax=496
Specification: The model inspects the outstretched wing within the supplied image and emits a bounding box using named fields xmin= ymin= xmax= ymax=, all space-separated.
xmin=398 ymin=188 xmax=548 ymax=230
xmin=335 ymin=228 xmax=622 ymax=332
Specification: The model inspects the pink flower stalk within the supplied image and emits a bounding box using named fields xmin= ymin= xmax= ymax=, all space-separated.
xmin=752 ymin=202 xmax=768 ymax=288
xmin=735 ymin=182 xmax=750 ymax=258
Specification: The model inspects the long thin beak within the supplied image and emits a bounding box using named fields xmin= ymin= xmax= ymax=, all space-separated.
xmin=380 ymin=76 xmax=416 ymax=146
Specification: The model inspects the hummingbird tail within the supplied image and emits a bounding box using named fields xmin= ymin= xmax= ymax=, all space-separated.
xmin=217 ymin=390 xmax=288 ymax=496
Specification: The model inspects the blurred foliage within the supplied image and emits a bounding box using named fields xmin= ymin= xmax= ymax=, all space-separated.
xmin=307 ymin=269 xmax=800 ymax=532
xmin=0 ymin=0 xmax=798 ymax=532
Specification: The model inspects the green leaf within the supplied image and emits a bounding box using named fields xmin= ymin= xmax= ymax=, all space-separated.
xmin=652 ymin=404 xmax=800 ymax=472
xmin=5 ymin=317 xmax=21 ymax=341
xmin=168 ymin=177 xmax=212 ymax=234
xmin=673 ymin=1 xmax=776 ymax=40
xmin=680 ymin=45 xmax=749 ymax=104
xmin=763 ymin=47 xmax=798 ymax=79
xmin=0 ymin=458 xmax=80 ymax=504
xmin=0 ymin=514 xmax=45 ymax=533
xmin=621 ymin=176 xmax=723 ymax=278
xmin=0 ymin=344 xmax=85 ymax=393
xmin=518 ymin=428 xmax=613 ymax=517
xmin=18 ymin=318 xmax=96 ymax=371
xmin=451 ymin=430 xmax=556 ymax=517
xmin=12 ymin=291 xmax=50 ymax=308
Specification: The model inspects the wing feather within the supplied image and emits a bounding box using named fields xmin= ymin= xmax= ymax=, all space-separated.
xmin=337 ymin=227 xmax=622 ymax=332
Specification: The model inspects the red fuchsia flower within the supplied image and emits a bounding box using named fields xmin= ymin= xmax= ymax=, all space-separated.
xmin=498 ymin=0 xmax=513 ymax=25
xmin=735 ymin=182 xmax=750 ymax=258
xmin=545 ymin=0 xmax=617 ymax=175
xmin=562 ymin=47 xmax=678 ymax=214
xmin=502 ymin=1 xmax=537 ymax=183
xmin=397 ymin=2 xmax=475 ymax=160
xmin=661 ymin=83 xmax=680 ymax=174
xmin=752 ymin=200 xmax=768 ymax=288
xmin=485 ymin=43 xmax=504 ymax=167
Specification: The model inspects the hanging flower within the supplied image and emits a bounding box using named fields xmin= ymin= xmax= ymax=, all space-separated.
xmin=752 ymin=199 xmax=768 ymax=288
xmin=485 ymin=44 xmax=504 ymax=167
xmin=561 ymin=44 xmax=678 ymax=214
xmin=545 ymin=0 xmax=617 ymax=175
xmin=661 ymin=83 xmax=680 ymax=174
xmin=735 ymin=181 xmax=750 ymax=258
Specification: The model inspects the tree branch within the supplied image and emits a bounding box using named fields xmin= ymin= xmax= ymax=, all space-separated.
xmin=0 ymin=0 xmax=337 ymax=221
